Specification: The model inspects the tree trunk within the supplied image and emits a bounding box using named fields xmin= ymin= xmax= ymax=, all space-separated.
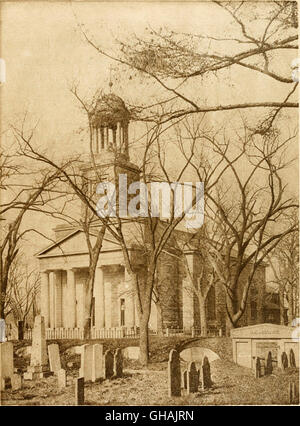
xmin=84 ymin=275 xmax=94 ymax=339
xmin=0 ymin=300 xmax=4 ymax=318
xmin=279 ymin=285 xmax=285 ymax=325
xmin=225 ymin=316 xmax=235 ymax=336
xmin=287 ymin=284 xmax=294 ymax=325
xmin=198 ymin=295 xmax=207 ymax=337
xmin=139 ymin=316 xmax=150 ymax=366
xmin=83 ymin=317 xmax=91 ymax=339
xmin=225 ymin=293 xmax=236 ymax=336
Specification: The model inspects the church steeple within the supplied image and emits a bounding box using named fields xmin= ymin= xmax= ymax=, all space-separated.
xmin=89 ymin=93 xmax=130 ymax=160
xmin=81 ymin=92 xmax=140 ymax=218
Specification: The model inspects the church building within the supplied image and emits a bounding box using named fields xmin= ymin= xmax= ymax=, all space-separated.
xmin=37 ymin=93 xmax=267 ymax=336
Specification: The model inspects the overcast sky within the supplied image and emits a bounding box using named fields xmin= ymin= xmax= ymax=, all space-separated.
xmin=0 ymin=1 xmax=298 ymax=267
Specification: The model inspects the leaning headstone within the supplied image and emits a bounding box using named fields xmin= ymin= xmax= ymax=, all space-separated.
xmin=289 ymin=349 xmax=296 ymax=368
xmin=265 ymin=351 xmax=273 ymax=375
xmin=281 ymin=351 xmax=289 ymax=370
xmin=24 ymin=316 xmax=49 ymax=380
xmin=18 ymin=321 xmax=24 ymax=340
xmin=92 ymin=344 xmax=103 ymax=382
xmin=103 ymin=350 xmax=114 ymax=380
xmin=201 ymin=356 xmax=212 ymax=389
xmin=113 ymin=348 xmax=123 ymax=378
xmin=187 ymin=361 xmax=199 ymax=394
xmin=11 ymin=373 xmax=22 ymax=391
xmin=79 ymin=344 xmax=93 ymax=382
xmin=48 ymin=344 xmax=61 ymax=374
xmin=75 ymin=377 xmax=84 ymax=405
xmin=255 ymin=357 xmax=262 ymax=378
xmin=289 ymin=382 xmax=299 ymax=405
xmin=0 ymin=342 xmax=14 ymax=391
xmin=57 ymin=368 xmax=66 ymax=388
xmin=167 ymin=349 xmax=181 ymax=397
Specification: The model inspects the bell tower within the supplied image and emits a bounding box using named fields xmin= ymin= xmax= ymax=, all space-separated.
xmin=81 ymin=93 xmax=140 ymax=217
xmin=89 ymin=93 xmax=130 ymax=159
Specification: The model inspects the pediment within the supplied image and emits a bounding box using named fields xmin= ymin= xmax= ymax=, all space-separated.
xmin=37 ymin=229 xmax=120 ymax=258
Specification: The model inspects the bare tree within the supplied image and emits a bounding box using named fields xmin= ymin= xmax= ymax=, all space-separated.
xmin=81 ymin=1 xmax=298 ymax=128
xmin=179 ymin=120 xmax=298 ymax=333
xmin=4 ymin=253 xmax=40 ymax=327
xmin=0 ymin=144 xmax=64 ymax=318
xmin=266 ymin=208 xmax=299 ymax=324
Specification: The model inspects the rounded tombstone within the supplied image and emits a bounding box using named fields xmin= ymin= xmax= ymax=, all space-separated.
xmin=289 ymin=349 xmax=296 ymax=368
xmin=281 ymin=351 xmax=289 ymax=370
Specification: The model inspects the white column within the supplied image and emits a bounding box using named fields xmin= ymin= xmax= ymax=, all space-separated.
xmin=49 ymin=271 xmax=55 ymax=329
xmin=40 ymin=271 xmax=49 ymax=328
xmin=104 ymin=280 xmax=112 ymax=328
xmin=95 ymin=267 xmax=105 ymax=329
xmin=54 ymin=270 xmax=62 ymax=328
xmin=125 ymin=268 xmax=135 ymax=327
xmin=66 ymin=269 xmax=76 ymax=328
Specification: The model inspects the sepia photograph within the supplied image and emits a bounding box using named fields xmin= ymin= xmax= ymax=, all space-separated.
xmin=0 ymin=0 xmax=299 ymax=409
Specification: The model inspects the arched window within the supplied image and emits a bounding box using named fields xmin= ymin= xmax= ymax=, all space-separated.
xmin=206 ymin=286 xmax=216 ymax=320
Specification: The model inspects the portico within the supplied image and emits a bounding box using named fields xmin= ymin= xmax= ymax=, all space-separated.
xmin=38 ymin=230 xmax=139 ymax=332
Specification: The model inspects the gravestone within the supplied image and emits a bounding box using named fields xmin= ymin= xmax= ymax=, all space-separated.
xmin=0 ymin=342 xmax=14 ymax=391
xmin=113 ymin=348 xmax=123 ymax=378
xmin=289 ymin=349 xmax=296 ymax=368
xmin=24 ymin=316 xmax=49 ymax=380
xmin=75 ymin=377 xmax=84 ymax=405
xmin=281 ymin=351 xmax=289 ymax=370
xmin=79 ymin=344 xmax=93 ymax=382
xmin=103 ymin=350 xmax=114 ymax=379
xmin=48 ymin=344 xmax=61 ymax=374
xmin=0 ymin=318 xmax=6 ymax=342
xmin=255 ymin=357 xmax=262 ymax=378
xmin=182 ymin=369 xmax=187 ymax=389
xmin=187 ymin=361 xmax=199 ymax=394
xmin=57 ymin=368 xmax=66 ymax=388
xmin=289 ymin=382 xmax=299 ymax=405
xmin=265 ymin=351 xmax=273 ymax=375
xmin=201 ymin=356 xmax=212 ymax=389
xmin=167 ymin=349 xmax=181 ymax=397
xmin=11 ymin=373 xmax=22 ymax=391
xmin=92 ymin=344 xmax=103 ymax=382
xmin=18 ymin=321 xmax=24 ymax=341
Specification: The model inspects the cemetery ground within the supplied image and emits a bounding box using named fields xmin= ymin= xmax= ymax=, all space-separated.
xmin=1 ymin=336 xmax=298 ymax=406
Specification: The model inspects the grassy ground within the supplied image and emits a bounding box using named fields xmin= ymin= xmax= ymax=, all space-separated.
xmin=1 ymin=337 xmax=298 ymax=406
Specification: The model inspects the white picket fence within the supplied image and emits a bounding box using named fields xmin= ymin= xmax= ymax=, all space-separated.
xmin=21 ymin=326 xmax=222 ymax=341
xmin=23 ymin=326 xmax=139 ymax=340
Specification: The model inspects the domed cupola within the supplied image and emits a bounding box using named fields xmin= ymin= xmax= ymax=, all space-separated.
xmin=89 ymin=93 xmax=130 ymax=158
